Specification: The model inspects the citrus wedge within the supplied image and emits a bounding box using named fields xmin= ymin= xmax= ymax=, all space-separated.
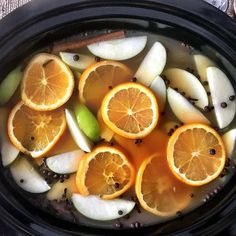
xmin=8 ymin=101 xmax=66 ymax=158
xmin=167 ymin=124 xmax=226 ymax=186
xmin=21 ymin=53 xmax=74 ymax=111
xmin=79 ymin=61 xmax=133 ymax=113
xmin=136 ymin=153 xmax=192 ymax=216
xmin=101 ymin=82 xmax=159 ymax=139
xmin=76 ymin=145 xmax=134 ymax=200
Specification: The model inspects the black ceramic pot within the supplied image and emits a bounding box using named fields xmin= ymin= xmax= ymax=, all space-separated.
xmin=0 ymin=0 xmax=236 ymax=235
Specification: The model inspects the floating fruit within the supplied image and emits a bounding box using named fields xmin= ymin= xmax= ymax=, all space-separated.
xmin=0 ymin=108 xmax=19 ymax=166
xmin=101 ymin=82 xmax=159 ymax=139
xmin=0 ymin=67 xmax=23 ymax=105
xmin=60 ymin=52 xmax=95 ymax=70
xmin=72 ymin=194 xmax=135 ymax=221
xmin=87 ymin=36 xmax=147 ymax=60
xmin=222 ymin=129 xmax=236 ymax=159
xmin=150 ymin=75 xmax=166 ymax=112
xmin=21 ymin=53 xmax=74 ymax=111
xmin=65 ymin=109 xmax=93 ymax=153
xmin=8 ymin=101 xmax=66 ymax=158
xmin=136 ymin=153 xmax=192 ymax=216
xmin=167 ymin=88 xmax=210 ymax=124
xmin=167 ymin=124 xmax=226 ymax=186
xmin=135 ymin=42 xmax=167 ymax=86
xmin=193 ymin=54 xmax=215 ymax=82
xmin=163 ymin=68 xmax=208 ymax=109
xmin=46 ymin=150 xmax=84 ymax=174
xmin=207 ymin=67 xmax=236 ymax=129
xmin=10 ymin=157 xmax=50 ymax=193
xmin=79 ymin=60 xmax=132 ymax=113
xmin=76 ymin=145 xmax=134 ymax=200
xmin=74 ymin=103 xmax=100 ymax=142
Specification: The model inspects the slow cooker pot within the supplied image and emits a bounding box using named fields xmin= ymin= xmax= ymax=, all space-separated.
xmin=0 ymin=0 xmax=236 ymax=235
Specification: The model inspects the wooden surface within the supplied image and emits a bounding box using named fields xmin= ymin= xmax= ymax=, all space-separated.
xmin=0 ymin=0 xmax=31 ymax=19
xmin=0 ymin=0 xmax=235 ymax=20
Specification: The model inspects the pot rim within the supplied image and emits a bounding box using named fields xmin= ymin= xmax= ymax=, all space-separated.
xmin=0 ymin=0 xmax=236 ymax=235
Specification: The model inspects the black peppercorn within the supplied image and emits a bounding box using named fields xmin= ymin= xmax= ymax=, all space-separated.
xmin=203 ymin=81 xmax=208 ymax=86
xmin=209 ymin=149 xmax=216 ymax=155
xmin=207 ymin=91 xmax=211 ymax=96
xmin=114 ymin=182 xmax=120 ymax=189
xmin=132 ymin=77 xmax=137 ymax=82
xmin=20 ymin=179 xmax=24 ymax=183
xmin=73 ymin=54 xmax=80 ymax=61
xmin=221 ymin=102 xmax=227 ymax=108
xmin=118 ymin=210 xmax=123 ymax=215
xmin=229 ymin=95 xmax=235 ymax=101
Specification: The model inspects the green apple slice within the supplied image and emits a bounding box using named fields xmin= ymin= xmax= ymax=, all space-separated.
xmin=87 ymin=36 xmax=147 ymax=61
xmin=167 ymin=87 xmax=210 ymax=124
xmin=0 ymin=67 xmax=23 ymax=105
xmin=74 ymin=104 xmax=100 ymax=142
xmin=71 ymin=194 xmax=135 ymax=221
xmin=65 ymin=109 xmax=93 ymax=152
xmin=135 ymin=42 xmax=167 ymax=86
xmin=10 ymin=158 xmax=50 ymax=193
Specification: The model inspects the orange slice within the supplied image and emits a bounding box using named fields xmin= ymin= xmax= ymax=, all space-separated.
xmin=8 ymin=101 xmax=66 ymax=158
xmin=101 ymin=82 xmax=159 ymax=139
xmin=167 ymin=123 xmax=226 ymax=186
xmin=136 ymin=153 xmax=192 ymax=216
xmin=76 ymin=145 xmax=134 ymax=200
xmin=22 ymin=53 xmax=74 ymax=111
xmin=79 ymin=61 xmax=133 ymax=113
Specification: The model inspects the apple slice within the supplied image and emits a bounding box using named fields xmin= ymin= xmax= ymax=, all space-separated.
xmin=167 ymin=88 xmax=210 ymax=124
xmin=46 ymin=150 xmax=84 ymax=174
xmin=47 ymin=174 xmax=78 ymax=201
xmin=87 ymin=36 xmax=147 ymax=61
xmin=164 ymin=68 xmax=208 ymax=109
xmin=60 ymin=52 xmax=95 ymax=71
xmin=207 ymin=67 xmax=236 ymax=129
xmin=150 ymin=75 xmax=166 ymax=112
xmin=10 ymin=158 xmax=50 ymax=193
xmin=0 ymin=108 xmax=19 ymax=166
xmin=193 ymin=54 xmax=215 ymax=82
xmin=222 ymin=129 xmax=236 ymax=159
xmin=71 ymin=194 xmax=135 ymax=221
xmin=135 ymin=42 xmax=167 ymax=86
xmin=0 ymin=67 xmax=23 ymax=105
xmin=65 ymin=109 xmax=93 ymax=152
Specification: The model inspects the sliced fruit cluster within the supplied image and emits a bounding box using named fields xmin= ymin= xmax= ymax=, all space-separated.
xmin=1 ymin=32 xmax=235 ymax=224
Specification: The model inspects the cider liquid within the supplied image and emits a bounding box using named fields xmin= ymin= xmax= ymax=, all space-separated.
xmin=3 ymin=30 xmax=236 ymax=229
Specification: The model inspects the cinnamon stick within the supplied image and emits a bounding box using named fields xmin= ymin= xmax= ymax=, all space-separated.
xmin=52 ymin=30 xmax=125 ymax=52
